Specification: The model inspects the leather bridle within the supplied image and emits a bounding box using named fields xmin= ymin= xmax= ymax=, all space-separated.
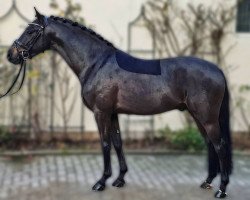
xmin=0 ymin=19 xmax=48 ymax=98
xmin=14 ymin=22 xmax=47 ymax=61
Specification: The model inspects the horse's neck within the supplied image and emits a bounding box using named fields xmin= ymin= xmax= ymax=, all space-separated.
xmin=50 ymin=24 xmax=113 ymax=77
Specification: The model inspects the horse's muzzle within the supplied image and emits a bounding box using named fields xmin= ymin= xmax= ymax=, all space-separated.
xmin=7 ymin=48 xmax=22 ymax=65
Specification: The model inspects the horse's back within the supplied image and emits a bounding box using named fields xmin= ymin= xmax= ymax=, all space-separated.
xmin=161 ymin=56 xmax=224 ymax=77
xmin=115 ymin=51 xmax=226 ymax=87
xmin=160 ymin=56 xmax=226 ymax=90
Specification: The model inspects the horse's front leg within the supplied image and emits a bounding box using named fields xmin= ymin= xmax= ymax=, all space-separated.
xmin=92 ymin=110 xmax=112 ymax=191
xmin=110 ymin=114 xmax=128 ymax=187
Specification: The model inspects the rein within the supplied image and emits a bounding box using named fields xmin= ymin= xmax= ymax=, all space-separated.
xmin=0 ymin=61 xmax=26 ymax=98
xmin=0 ymin=19 xmax=48 ymax=98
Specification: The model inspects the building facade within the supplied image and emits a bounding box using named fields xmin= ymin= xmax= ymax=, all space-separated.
xmin=0 ymin=0 xmax=249 ymax=136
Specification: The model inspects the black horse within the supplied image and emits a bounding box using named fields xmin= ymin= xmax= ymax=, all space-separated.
xmin=7 ymin=9 xmax=232 ymax=198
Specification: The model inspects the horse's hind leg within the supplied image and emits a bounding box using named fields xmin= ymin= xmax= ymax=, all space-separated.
xmin=194 ymin=118 xmax=229 ymax=198
xmin=203 ymin=122 xmax=230 ymax=198
xmin=201 ymin=141 xmax=220 ymax=188
xmin=188 ymin=94 xmax=231 ymax=198
xmin=193 ymin=118 xmax=220 ymax=189
xmin=110 ymin=114 xmax=128 ymax=187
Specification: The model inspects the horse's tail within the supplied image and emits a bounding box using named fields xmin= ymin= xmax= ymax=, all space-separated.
xmin=219 ymin=80 xmax=232 ymax=174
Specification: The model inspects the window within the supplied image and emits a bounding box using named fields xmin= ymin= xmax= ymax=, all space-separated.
xmin=237 ymin=0 xmax=250 ymax=32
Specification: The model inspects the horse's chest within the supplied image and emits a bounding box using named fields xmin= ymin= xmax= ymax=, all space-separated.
xmin=81 ymin=81 xmax=117 ymax=112
xmin=81 ymin=84 xmax=96 ymax=111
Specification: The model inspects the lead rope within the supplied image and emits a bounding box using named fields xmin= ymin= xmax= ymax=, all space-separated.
xmin=0 ymin=61 xmax=26 ymax=98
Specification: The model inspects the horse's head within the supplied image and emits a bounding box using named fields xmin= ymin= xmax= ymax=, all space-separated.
xmin=7 ymin=8 xmax=51 ymax=64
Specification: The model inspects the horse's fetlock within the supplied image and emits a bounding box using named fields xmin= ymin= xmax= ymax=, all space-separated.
xmin=221 ymin=175 xmax=229 ymax=185
xmin=104 ymin=171 xmax=112 ymax=178
xmin=120 ymin=167 xmax=128 ymax=174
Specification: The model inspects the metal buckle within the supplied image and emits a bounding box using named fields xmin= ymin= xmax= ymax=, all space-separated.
xmin=21 ymin=51 xmax=29 ymax=61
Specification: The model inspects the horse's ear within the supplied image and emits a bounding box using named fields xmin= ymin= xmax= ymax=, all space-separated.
xmin=34 ymin=7 xmax=45 ymax=25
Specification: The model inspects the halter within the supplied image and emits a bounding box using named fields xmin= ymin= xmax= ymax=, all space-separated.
xmin=0 ymin=18 xmax=48 ymax=98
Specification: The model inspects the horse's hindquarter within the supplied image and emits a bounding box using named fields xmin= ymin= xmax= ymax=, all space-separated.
xmin=162 ymin=57 xmax=226 ymax=114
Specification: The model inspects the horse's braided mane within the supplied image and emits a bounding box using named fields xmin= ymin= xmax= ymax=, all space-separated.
xmin=49 ymin=16 xmax=114 ymax=48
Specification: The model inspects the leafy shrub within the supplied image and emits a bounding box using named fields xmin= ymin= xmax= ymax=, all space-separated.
xmin=0 ymin=126 xmax=13 ymax=144
xmin=158 ymin=126 xmax=205 ymax=151
xmin=158 ymin=126 xmax=172 ymax=139
xmin=171 ymin=126 xmax=205 ymax=151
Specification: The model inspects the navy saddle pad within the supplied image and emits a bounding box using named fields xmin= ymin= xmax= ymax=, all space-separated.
xmin=115 ymin=50 xmax=161 ymax=75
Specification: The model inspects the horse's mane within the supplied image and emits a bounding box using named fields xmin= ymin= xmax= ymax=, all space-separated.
xmin=49 ymin=16 xmax=114 ymax=48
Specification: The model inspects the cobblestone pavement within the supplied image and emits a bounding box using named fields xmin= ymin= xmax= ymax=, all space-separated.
xmin=0 ymin=154 xmax=249 ymax=200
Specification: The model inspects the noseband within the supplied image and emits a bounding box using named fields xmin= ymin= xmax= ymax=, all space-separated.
xmin=14 ymin=22 xmax=46 ymax=61
xmin=0 ymin=19 xmax=48 ymax=98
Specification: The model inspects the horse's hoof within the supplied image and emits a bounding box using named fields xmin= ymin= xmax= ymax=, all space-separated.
xmin=92 ymin=182 xmax=105 ymax=191
xmin=215 ymin=190 xmax=227 ymax=198
xmin=112 ymin=178 xmax=125 ymax=188
xmin=200 ymin=181 xmax=213 ymax=189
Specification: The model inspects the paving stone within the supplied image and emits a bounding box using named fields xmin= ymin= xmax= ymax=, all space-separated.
xmin=0 ymin=154 xmax=249 ymax=200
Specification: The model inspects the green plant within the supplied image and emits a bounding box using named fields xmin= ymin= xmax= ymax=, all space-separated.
xmin=171 ymin=126 xmax=205 ymax=151
xmin=158 ymin=126 xmax=205 ymax=151
xmin=0 ymin=126 xmax=13 ymax=144
xmin=158 ymin=125 xmax=172 ymax=139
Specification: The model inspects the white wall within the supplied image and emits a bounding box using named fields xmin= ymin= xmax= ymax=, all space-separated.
xmin=0 ymin=0 xmax=250 ymax=132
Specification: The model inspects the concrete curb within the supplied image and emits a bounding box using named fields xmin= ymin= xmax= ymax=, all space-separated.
xmin=0 ymin=149 xmax=249 ymax=157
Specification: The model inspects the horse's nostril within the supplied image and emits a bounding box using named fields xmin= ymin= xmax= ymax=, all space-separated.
xmin=7 ymin=52 xmax=11 ymax=59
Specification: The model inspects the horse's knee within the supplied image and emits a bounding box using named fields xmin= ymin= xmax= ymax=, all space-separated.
xmin=102 ymin=141 xmax=111 ymax=152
